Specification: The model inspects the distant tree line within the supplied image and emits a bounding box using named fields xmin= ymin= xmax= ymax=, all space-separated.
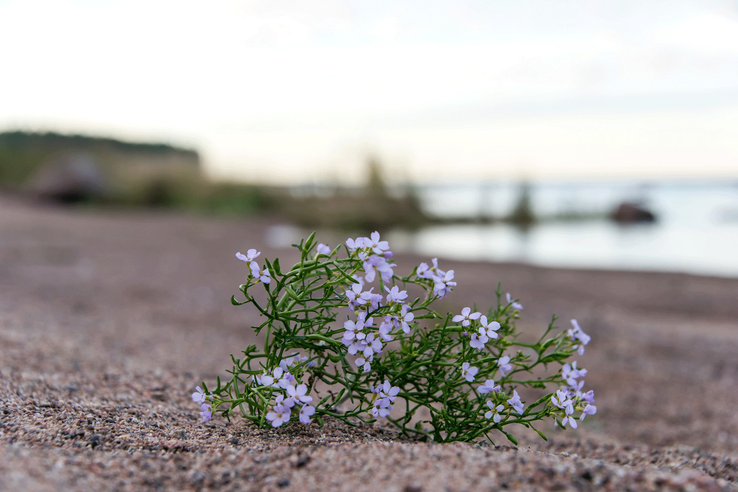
xmin=0 ymin=130 xmax=198 ymax=158
xmin=0 ymin=130 xmax=200 ymax=187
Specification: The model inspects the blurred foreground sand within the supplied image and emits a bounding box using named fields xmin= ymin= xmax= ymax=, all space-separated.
xmin=1 ymin=198 xmax=737 ymax=490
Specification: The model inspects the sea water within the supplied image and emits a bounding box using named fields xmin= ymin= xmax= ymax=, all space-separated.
xmin=399 ymin=180 xmax=738 ymax=277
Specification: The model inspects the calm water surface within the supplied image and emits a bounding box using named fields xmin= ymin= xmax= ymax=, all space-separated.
xmin=398 ymin=181 xmax=738 ymax=277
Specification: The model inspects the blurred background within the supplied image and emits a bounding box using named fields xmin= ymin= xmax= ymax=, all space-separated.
xmin=1 ymin=0 xmax=738 ymax=277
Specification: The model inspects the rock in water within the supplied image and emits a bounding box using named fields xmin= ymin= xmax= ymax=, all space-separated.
xmin=610 ymin=202 xmax=656 ymax=223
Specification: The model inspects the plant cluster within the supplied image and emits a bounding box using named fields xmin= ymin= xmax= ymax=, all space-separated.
xmin=192 ymin=232 xmax=597 ymax=443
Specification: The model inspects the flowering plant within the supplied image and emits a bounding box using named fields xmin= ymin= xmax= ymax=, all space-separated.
xmin=192 ymin=232 xmax=596 ymax=443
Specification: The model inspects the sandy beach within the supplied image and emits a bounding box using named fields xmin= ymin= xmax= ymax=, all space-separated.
xmin=1 ymin=197 xmax=737 ymax=490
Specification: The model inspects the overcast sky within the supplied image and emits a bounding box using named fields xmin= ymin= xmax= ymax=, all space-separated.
xmin=1 ymin=0 xmax=738 ymax=184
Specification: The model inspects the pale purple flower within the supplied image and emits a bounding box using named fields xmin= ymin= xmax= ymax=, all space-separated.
xmin=378 ymin=320 xmax=394 ymax=341
xmin=480 ymin=316 xmax=501 ymax=340
xmin=385 ymin=285 xmax=408 ymax=304
xmin=580 ymin=404 xmax=597 ymax=421
xmin=461 ymin=362 xmax=479 ymax=382
xmin=478 ymin=379 xmax=500 ymax=394
xmin=562 ymin=362 xmax=587 ymax=388
xmin=433 ymin=270 xmax=456 ymax=298
xmin=342 ymin=312 xmax=373 ymax=346
xmin=376 ymin=258 xmax=396 ymax=283
xmin=561 ymin=404 xmax=577 ymax=429
xmin=249 ymin=262 xmax=271 ymax=284
xmin=470 ymin=329 xmax=488 ymax=350
xmin=316 ymin=243 xmax=331 ymax=256
xmin=506 ymin=292 xmax=523 ymax=310
xmin=485 ymin=401 xmax=505 ymax=423
xmin=362 ymin=333 xmax=383 ymax=358
xmin=191 ymin=386 xmax=208 ymax=404
xmin=453 ymin=307 xmax=482 ymax=327
xmin=367 ymin=291 xmax=384 ymax=310
xmin=378 ymin=380 xmax=400 ymax=403
xmin=362 ymin=255 xmax=390 ymax=283
xmin=276 ymin=393 xmax=296 ymax=409
xmin=299 ymin=404 xmax=315 ymax=424
xmin=372 ymin=400 xmax=391 ymax=417
xmin=551 ymin=388 xmax=572 ymax=410
xmin=345 ymin=283 xmax=377 ymax=310
xmin=356 ymin=354 xmax=373 ymax=373
xmin=266 ymin=404 xmax=291 ymax=428
xmin=379 ymin=385 xmax=396 ymax=403
xmin=497 ymin=356 xmax=513 ymax=376
xmin=270 ymin=367 xmax=293 ymax=389
xmin=347 ymin=338 xmax=366 ymax=356
xmin=508 ymin=389 xmax=525 ymax=414
xmin=399 ymin=305 xmax=414 ymax=333
xmin=568 ymin=319 xmax=591 ymax=355
xmin=254 ymin=371 xmax=273 ymax=387
xmin=345 ymin=283 xmax=366 ymax=307
xmin=370 ymin=380 xmax=399 ymax=417
xmin=367 ymin=231 xmax=391 ymax=256
xmin=286 ymin=384 xmax=313 ymax=404
xmin=200 ymin=403 xmax=213 ymax=423
xmin=416 ymin=262 xmax=432 ymax=279
xmin=568 ymin=379 xmax=585 ymax=398
xmin=236 ymin=249 xmax=260 ymax=266
xmin=346 ymin=237 xmax=368 ymax=252
xmin=384 ymin=310 xmax=405 ymax=334
xmin=582 ymin=390 xmax=595 ymax=405
xmin=279 ymin=354 xmax=308 ymax=371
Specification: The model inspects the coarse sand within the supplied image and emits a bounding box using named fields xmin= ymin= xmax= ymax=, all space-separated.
xmin=1 ymin=198 xmax=737 ymax=490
